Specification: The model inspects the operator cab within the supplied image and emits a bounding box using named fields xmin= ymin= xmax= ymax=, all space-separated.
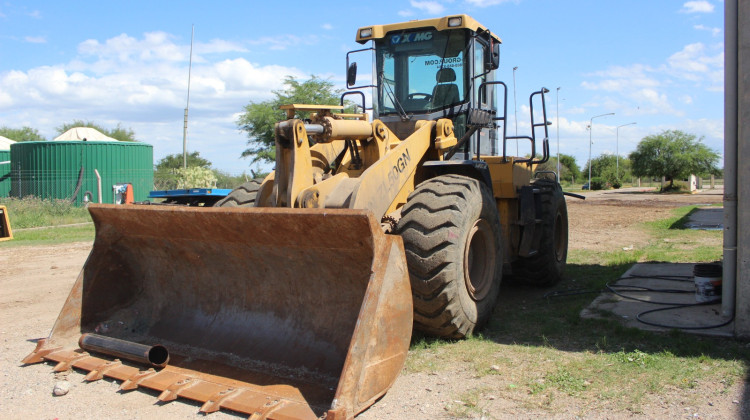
xmin=349 ymin=15 xmax=501 ymax=159
xmin=347 ymin=14 xmax=550 ymax=164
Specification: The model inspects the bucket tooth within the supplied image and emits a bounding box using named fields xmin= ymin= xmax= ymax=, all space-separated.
xmin=199 ymin=388 xmax=238 ymax=413
xmin=84 ymin=360 xmax=123 ymax=381
xmin=120 ymin=369 xmax=157 ymax=391
xmin=21 ymin=339 xmax=62 ymax=365
xmin=220 ymin=391 xmax=303 ymax=418
xmin=158 ymin=377 xmax=196 ymax=402
xmin=53 ymin=352 xmax=90 ymax=372
xmin=248 ymin=399 xmax=287 ymax=420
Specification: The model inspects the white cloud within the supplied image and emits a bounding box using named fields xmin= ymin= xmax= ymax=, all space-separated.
xmin=580 ymin=41 xmax=722 ymax=119
xmin=681 ymin=1 xmax=714 ymax=13
xmin=0 ymin=32 xmax=310 ymax=173
xmin=78 ymin=32 xmax=185 ymax=64
xmin=398 ymin=9 xmax=414 ymax=17
xmin=666 ymin=42 xmax=723 ymax=85
xmin=634 ymin=89 xmax=677 ymax=114
xmin=24 ymin=36 xmax=46 ymax=44
xmin=322 ymin=23 xmax=333 ymax=30
xmin=694 ymin=24 xmax=721 ymax=36
xmin=248 ymin=34 xmax=319 ymax=51
xmin=682 ymin=118 xmax=724 ymax=143
xmin=581 ymin=64 xmax=660 ymax=92
xmin=410 ymin=1 xmax=445 ymax=15
xmin=195 ymin=39 xmax=247 ymax=55
xmin=465 ymin=0 xmax=515 ymax=7
xmin=28 ymin=9 xmax=41 ymax=19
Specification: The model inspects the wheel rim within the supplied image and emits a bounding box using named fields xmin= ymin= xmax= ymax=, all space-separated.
xmin=553 ymin=210 xmax=566 ymax=262
xmin=463 ymin=219 xmax=495 ymax=301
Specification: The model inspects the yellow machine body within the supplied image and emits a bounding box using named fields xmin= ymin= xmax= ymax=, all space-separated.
xmin=23 ymin=13 xmax=566 ymax=420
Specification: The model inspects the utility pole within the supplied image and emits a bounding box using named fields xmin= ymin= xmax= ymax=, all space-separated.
xmin=182 ymin=25 xmax=194 ymax=169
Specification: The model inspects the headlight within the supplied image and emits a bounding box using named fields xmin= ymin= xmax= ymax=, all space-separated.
xmin=359 ymin=28 xmax=373 ymax=38
xmin=447 ymin=17 xmax=462 ymax=27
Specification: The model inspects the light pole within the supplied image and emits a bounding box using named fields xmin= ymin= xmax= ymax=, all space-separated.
xmin=588 ymin=112 xmax=614 ymax=189
xmin=556 ymin=87 xmax=561 ymax=178
xmin=183 ymin=25 xmax=195 ymax=169
xmin=615 ymin=122 xmax=636 ymax=178
xmin=513 ymin=66 xmax=518 ymax=156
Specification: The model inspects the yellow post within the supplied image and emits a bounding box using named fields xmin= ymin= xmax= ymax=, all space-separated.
xmin=0 ymin=205 xmax=13 ymax=241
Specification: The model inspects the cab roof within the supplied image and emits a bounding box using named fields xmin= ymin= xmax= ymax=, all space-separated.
xmin=356 ymin=14 xmax=501 ymax=45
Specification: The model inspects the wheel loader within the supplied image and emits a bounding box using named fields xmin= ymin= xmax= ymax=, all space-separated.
xmin=23 ymin=14 xmax=568 ymax=420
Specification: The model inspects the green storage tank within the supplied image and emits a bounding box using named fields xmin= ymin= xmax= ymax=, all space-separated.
xmin=10 ymin=141 xmax=153 ymax=205
xmin=0 ymin=150 xmax=10 ymax=197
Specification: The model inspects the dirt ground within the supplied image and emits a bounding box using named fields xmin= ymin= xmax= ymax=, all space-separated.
xmin=0 ymin=186 xmax=738 ymax=420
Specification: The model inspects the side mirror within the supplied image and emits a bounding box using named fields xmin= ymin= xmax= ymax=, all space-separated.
xmin=488 ymin=43 xmax=500 ymax=70
xmin=347 ymin=62 xmax=358 ymax=87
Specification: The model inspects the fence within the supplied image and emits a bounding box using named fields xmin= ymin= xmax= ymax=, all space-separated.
xmin=10 ymin=164 xmax=153 ymax=205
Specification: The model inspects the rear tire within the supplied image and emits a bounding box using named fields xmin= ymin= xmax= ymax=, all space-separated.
xmin=512 ymin=179 xmax=568 ymax=286
xmin=213 ymin=179 xmax=263 ymax=207
xmin=396 ymin=174 xmax=503 ymax=338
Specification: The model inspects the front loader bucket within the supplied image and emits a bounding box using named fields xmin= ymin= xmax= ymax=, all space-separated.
xmin=23 ymin=204 xmax=412 ymax=419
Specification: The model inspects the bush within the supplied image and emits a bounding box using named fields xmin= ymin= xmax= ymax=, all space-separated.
xmin=214 ymin=170 xmax=257 ymax=189
xmin=175 ymin=167 xmax=217 ymax=189
xmin=611 ymin=177 xmax=623 ymax=189
xmin=154 ymin=167 xmax=218 ymax=190
xmin=590 ymin=177 xmax=606 ymax=191
xmin=661 ymin=180 xmax=688 ymax=193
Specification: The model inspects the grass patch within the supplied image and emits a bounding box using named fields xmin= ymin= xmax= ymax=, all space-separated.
xmin=0 ymin=197 xmax=94 ymax=246
xmin=642 ymin=206 xmax=722 ymax=262
xmin=646 ymin=205 xmax=698 ymax=230
xmin=402 ymin=203 xmax=746 ymax=413
xmin=0 ymin=196 xmax=92 ymax=228
xmin=0 ymin=224 xmax=95 ymax=247
xmin=569 ymin=206 xmax=722 ymax=265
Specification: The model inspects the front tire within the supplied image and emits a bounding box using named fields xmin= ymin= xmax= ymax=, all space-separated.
xmin=396 ymin=174 xmax=503 ymax=338
xmin=213 ymin=179 xmax=263 ymax=207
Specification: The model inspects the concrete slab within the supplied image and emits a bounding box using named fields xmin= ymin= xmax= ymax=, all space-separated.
xmin=581 ymin=262 xmax=733 ymax=337
xmin=685 ymin=207 xmax=723 ymax=230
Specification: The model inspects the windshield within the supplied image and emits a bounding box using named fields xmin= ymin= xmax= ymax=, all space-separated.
xmin=375 ymin=29 xmax=468 ymax=115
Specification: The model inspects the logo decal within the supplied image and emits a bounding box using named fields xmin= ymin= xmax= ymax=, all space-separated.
xmin=388 ymin=149 xmax=412 ymax=185
xmin=390 ymin=32 xmax=433 ymax=45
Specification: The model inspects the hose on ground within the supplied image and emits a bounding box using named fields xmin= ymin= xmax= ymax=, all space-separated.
xmin=543 ymin=275 xmax=732 ymax=330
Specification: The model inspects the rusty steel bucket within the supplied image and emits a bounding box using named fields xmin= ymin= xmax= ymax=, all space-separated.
xmin=23 ymin=204 xmax=412 ymax=419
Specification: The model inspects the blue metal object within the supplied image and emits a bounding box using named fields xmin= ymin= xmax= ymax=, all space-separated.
xmin=149 ymin=188 xmax=231 ymax=199
xmin=147 ymin=188 xmax=232 ymax=206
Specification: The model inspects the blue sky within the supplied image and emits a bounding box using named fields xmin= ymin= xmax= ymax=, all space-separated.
xmin=0 ymin=1 xmax=724 ymax=175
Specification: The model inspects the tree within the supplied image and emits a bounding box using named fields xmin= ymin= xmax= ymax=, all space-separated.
xmin=0 ymin=126 xmax=46 ymax=142
xmin=558 ymin=153 xmax=581 ymax=183
xmin=629 ymin=130 xmax=720 ymax=190
xmin=535 ymin=153 xmax=580 ymax=185
xmin=155 ymin=151 xmax=212 ymax=170
xmin=237 ymin=75 xmax=344 ymax=164
xmin=56 ymin=120 xmax=137 ymax=142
